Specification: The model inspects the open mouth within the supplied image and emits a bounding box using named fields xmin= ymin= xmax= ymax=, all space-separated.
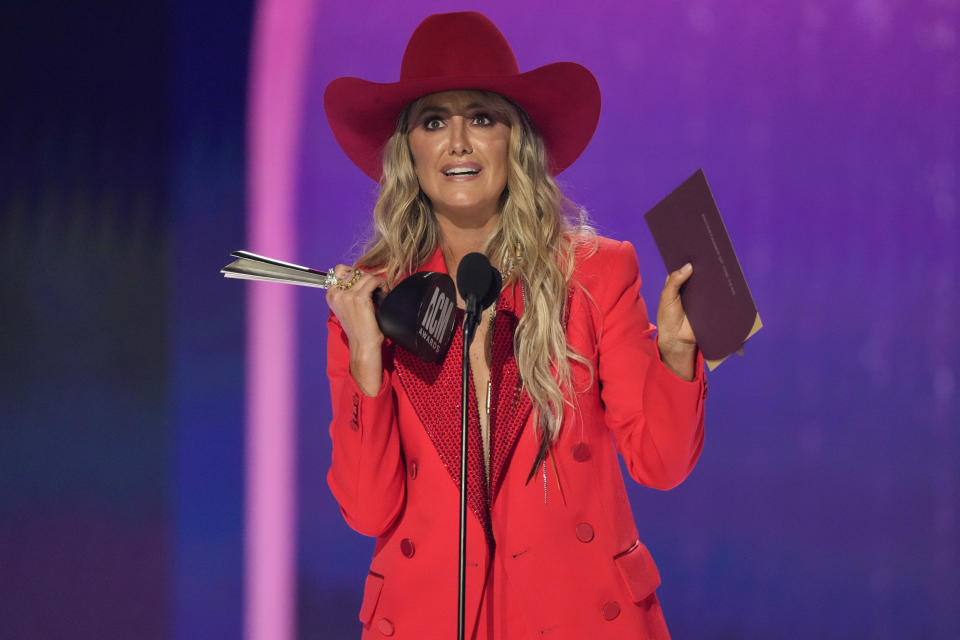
xmin=443 ymin=168 xmax=481 ymax=177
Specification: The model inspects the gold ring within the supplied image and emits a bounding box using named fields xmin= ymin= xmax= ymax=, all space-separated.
xmin=335 ymin=268 xmax=362 ymax=290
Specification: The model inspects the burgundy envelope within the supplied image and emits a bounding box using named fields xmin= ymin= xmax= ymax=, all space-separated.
xmin=643 ymin=169 xmax=760 ymax=364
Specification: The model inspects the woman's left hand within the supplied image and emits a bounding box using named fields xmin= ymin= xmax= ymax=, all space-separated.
xmin=656 ymin=263 xmax=698 ymax=381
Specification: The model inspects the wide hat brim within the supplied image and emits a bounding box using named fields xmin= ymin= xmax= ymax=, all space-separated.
xmin=324 ymin=61 xmax=601 ymax=182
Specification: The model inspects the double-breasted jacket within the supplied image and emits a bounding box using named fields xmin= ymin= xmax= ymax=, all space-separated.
xmin=326 ymin=236 xmax=707 ymax=639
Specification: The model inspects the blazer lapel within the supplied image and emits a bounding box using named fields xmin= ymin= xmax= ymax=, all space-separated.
xmin=392 ymin=248 xmax=532 ymax=550
xmin=486 ymin=282 xmax=532 ymax=506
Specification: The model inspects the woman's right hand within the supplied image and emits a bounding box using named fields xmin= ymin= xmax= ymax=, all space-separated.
xmin=326 ymin=265 xmax=387 ymax=396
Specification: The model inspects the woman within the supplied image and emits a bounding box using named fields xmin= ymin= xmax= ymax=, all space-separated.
xmin=323 ymin=12 xmax=706 ymax=640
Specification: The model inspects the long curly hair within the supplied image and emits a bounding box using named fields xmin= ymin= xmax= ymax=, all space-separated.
xmin=356 ymin=90 xmax=595 ymax=449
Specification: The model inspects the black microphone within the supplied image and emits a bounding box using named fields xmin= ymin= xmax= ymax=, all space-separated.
xmin=456 ymin=252 xmax=501 ymax=322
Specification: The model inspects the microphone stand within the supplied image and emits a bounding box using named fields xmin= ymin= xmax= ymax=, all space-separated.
xmin=453 ymin=252 xmax=500 ymax=640
xmin=458 ymin=296 xmax=481 ymax=640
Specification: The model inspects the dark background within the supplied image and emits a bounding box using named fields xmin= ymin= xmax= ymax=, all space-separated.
xmin=1 ymin=1 xmax=248 ymax=637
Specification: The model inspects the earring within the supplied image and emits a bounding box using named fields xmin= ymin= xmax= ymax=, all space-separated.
xmin=502 ymin=241 xmax=523 ymax=279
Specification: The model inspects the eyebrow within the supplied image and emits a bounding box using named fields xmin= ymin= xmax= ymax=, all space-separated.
xmin=416 ymin=102 xmax=489 ymax=118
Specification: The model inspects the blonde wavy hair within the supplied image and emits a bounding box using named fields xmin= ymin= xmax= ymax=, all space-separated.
xmin=356 ymin=90 xmax=594 ymax=459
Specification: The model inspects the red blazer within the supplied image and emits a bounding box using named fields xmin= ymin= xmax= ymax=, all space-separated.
xmin=326 ymin=237 xmax=707 ymax=639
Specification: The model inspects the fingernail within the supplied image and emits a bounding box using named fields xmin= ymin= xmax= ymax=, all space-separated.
xmin=681 ymin=263 xmax=692 ymax=274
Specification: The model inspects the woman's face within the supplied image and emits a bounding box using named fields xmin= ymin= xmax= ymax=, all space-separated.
xmin=407 ymin=91 xmax=511 ymax=224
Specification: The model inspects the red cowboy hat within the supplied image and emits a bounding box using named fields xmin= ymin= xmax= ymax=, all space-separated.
xmin=324 ymin=11 xmax=601 ymax=182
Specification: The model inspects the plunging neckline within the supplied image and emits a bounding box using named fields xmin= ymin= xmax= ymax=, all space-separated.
xmin=391 ymin=269 xmax=531 ymax=551
xmin=467 ymin=302 xmax=496 ymax=484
